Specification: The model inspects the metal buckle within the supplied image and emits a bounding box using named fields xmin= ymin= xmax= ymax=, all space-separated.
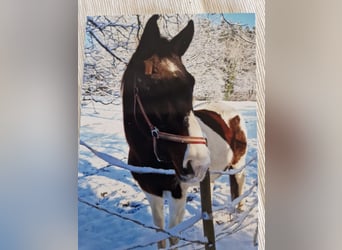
xmin=151 ymin=127 xmax=160 ymax=138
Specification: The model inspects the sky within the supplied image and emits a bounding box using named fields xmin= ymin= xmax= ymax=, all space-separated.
xmin=198 ymin=13 xmax=255 ymax=28
xmin=223 ymin=13 xmax=255 ymax=28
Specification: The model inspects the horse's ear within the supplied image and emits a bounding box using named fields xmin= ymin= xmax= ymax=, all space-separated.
xmin=170 ymin=20 xmax=194 ymax=56
xmin=137 ymin=15 xmax=160 ymax=54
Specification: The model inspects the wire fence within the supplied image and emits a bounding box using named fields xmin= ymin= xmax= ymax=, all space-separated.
xmin=79 ymin=140 xmax=258 ymax=249
xmin=80 ymin=140 xmax=256 ymax=176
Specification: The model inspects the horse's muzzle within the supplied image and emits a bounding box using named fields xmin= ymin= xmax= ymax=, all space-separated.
xmin=179 ymin=160 xmax=209 ymax=184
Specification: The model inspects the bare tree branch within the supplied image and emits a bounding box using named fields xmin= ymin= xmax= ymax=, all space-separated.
xmin=87 ymin=29 xmax=127 ymax=65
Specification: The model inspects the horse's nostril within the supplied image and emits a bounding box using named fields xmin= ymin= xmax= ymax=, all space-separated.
xmin=183 ymin=160 xmax=195 ymax=176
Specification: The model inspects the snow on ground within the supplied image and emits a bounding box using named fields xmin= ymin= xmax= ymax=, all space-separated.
xmin=78 ymin=100 xmax=258 ymax=250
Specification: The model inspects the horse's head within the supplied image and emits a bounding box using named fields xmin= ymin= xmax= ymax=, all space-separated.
xmin=123 ymin=15 xmax=210 ymax=183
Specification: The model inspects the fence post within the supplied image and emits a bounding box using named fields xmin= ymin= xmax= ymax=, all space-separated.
xmin=200 ymin=170 xmax=216 ymax=250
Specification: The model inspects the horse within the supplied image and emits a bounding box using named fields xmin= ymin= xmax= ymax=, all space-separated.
xmin=121 ymin=15 xmax=247 ymax=248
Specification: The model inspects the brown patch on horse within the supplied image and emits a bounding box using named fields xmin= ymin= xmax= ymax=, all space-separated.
xmin=144 ymin=57 xmax=154 ymax=75
xmin=195 ymin=110 xmax=247 ymax=165
xmin=229 ymin=115 xmax=247 ymax=165
xmin=194 ymin=109 xmax=233 ymax=144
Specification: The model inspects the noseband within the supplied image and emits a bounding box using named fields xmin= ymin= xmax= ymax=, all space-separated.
xmin=134 ymin=87 xmax=207 ymax=162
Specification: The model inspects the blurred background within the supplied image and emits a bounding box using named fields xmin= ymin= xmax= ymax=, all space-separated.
xmin=0 ymin=0 xmax=342 ymax=250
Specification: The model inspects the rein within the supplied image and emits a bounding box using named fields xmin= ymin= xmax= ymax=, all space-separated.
xmin=133 ymin=88 xmax=207 ymax=162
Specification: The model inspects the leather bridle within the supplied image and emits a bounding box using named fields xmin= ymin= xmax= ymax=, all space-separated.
xmin=133 ymin=87 xmax=207 ymax=162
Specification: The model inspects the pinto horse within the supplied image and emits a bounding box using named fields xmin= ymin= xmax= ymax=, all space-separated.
xmin=121 ymin=15 xmax=247 ymax=248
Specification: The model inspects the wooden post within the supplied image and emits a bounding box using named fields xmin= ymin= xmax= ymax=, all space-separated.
xmin=200 ymin=170 xmax=216 ymax=250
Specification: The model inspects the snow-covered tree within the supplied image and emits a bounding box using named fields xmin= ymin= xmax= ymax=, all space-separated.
xmin=82 ymin=14 xmax=256 ymax=104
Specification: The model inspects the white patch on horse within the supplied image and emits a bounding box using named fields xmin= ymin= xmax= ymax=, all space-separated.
xmin=167 ymin=188 xmax=188 ymax=246
xmin=196 ymin=102 xmax=247 ymax=135
xmin=144 ymin=192 xmax=165 ymax=230
xmin=182 ymin=111 xmax=211 ymax=183
xmin=194 ymin=101 xmax=247 ymax=209
xmin=195 ymin=101 xmax=247 ymax=170
xmin=164 ymin=188 xmax=188 ymax=229
xmin=196 ymin=117 xmax=233 ymax=181
xmin=161 ymin=58 xmax=180 ymax=74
